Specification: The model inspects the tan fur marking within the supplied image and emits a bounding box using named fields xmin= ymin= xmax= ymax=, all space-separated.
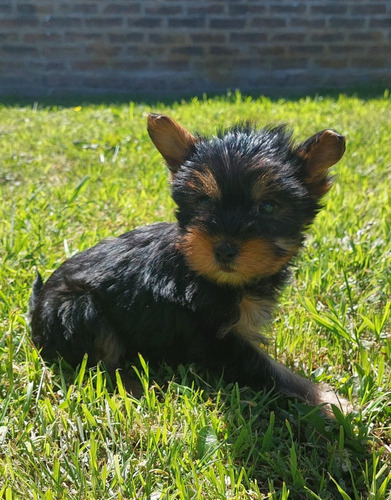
xmin=306 ymin=179 xmax=333 ymax=198
xmin=178 ymin=227 xmax=221 ymax=279
xmin=147 ymin=114 xmax=197 ymax=173
xmin=299 ymin=129 xmax=345 ymax=199
xmin=250 ymin=173 xmax=278 ymax=202
xmin=274 ymin=237 xmax=300 ymax=255
xmin=179 ymin=228 xmax=295 ymax=286
xmin=94 ymin=331 xmax=122 ymax=371
xmin=189 ymin=167 xmax=221 ymax=199
xmin=235 ymin=239 xmax=293 ymax=279
xmin=305 ymin=130 xmax=345 ymax=173
xmin=234 ymin=295 xmax=274 ymax=348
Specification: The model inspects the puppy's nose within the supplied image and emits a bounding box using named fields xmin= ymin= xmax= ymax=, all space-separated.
xmin=214 ymin=241 xmax=238 ymax=264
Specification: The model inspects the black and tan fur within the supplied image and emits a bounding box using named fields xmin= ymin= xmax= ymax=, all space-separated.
xmin=29 ymin=114 xmax=349 ymax=415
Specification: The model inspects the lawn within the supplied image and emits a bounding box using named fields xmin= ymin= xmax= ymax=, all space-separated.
xmin=0 ymin=91 xmax=390 ymax=499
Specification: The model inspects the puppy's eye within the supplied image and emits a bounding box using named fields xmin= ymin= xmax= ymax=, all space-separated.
xmin=259 ymin=201 xmax=277 ymax=214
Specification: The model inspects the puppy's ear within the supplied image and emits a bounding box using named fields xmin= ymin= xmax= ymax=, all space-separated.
xmin=297 ymin=129 xmax=345 ymax=199
xmin=147 ymin=114 xmax=197 ymax=174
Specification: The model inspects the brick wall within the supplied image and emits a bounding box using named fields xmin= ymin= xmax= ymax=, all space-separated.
xmin=0 ymin=0 xmax=390 ymax=97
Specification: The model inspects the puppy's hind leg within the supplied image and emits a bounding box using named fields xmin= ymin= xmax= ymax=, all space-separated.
xmin=79 ymin=298 xmax=146 ymax=396
xmin=33 ymin=290 xmax=118 ymax=374
xmin=92 ymin=327 xmax=144 ymax=397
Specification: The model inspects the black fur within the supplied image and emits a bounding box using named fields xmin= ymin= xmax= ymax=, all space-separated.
xmin=173 ymin=126 xmax=318 ymax=236
xmin=30 ymin=115 xmax=348 ymax=414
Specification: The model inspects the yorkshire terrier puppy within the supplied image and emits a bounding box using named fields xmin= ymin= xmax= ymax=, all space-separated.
xmin=30 ymin=113 xmax=349 ymax=415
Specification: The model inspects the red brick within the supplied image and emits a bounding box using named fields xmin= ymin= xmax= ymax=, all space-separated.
xmin=109 ymin=33 xmax=145 ymax=43
xmin=65 ymin=33 xmax=106 ymax=43
xmin=351 ymin=57 xmax=389 ymax=68
xmin=369 ymin=18 xmax=391 ymax=28
xmin=349 ymin=32 xmax=384 ymax=42
xmin=46 ymin=62 xmax=67 ymax=71
xmin=42 ymin=46 xmax=83 ymax=58
xmin=351 ymin=5 xmax=387 ymax=15
xmin=112 ymin=60 xmax=150 ymax=71
xmin=271 ymin=33 xmax=306 ymax=43
xmin=290 ymin=17 xmax=325 ymax=28
xmin=329 ymin=44 xmax=363 ymax=54
xmin=1 ymin=45 xmax=39 ymax=56
xmin=0 ymin=33 xmax=19 ymax=43
xmin=270 ymin=4 xmax=307 ymax=14
xmin=0 ymin=16 xmax=39 ymax=28
xmin=251 ymin=17 xmax=286 ymax=28
xmin=169 ymin=17 xmax=205 ymax=28
xmin=188 ymin=5 xmax=225 ymax=15
xmin=104 ymin=4 xmax=141 ymax=15
xmin=156 ymin=60 xmax=190 ymax=71
xmin=145 ymin=5 xmax=182 ymax=15
xmin=209 ymin=46 xmax=239 ymax=56
xmin=262 ymin=46 xmax=286 ymax=57
xmin=59 ymin=4 xmax=98 ymax=14
xmin=128 ymin=17 xmax=162 ymax=28
xmin=17 ymin=4 xmax=37 ymax=15
xmin=210 ymin=18 xmax=246 ymax=29
xmin=271 ymin=58 xmax=307 ymax=70
xmin=149 ymin=34 xmax=188 ymax=44
xmin=289 ymin=45 xmax=324 ymax=55
xmin=230 ymin=33 xmax=267 ymax=43
xmin=45 ymin=17 xmax=83 ymax=28
xmin=191 ymin=33 xmax=226 ymax=44
xmin=311 ymin=33 xmax=345 ymax=43
xmin=317 ymin=58 xmax=350 ymax=69
xmin=246 ymin=5 xmax=267 ymax=14
xmin=0 ymin=0 xmax=390 ymax=97
xmin=311 ymin=5 xmax=347 ymax=15
xmin=367 ymin=44 xmax=391 ymax=56
xmin=228 ymin=4 xmax=252 ymax=15
xmin=85 ymin=17 xmax=124 ymax=28
xmin=85 ymin=45 xmax=121 ymax=58
xmin=172 ymin=46 xmax=205 ymax=56
xmin=71 ymin=60 xmax=111 ymax=71
xmin=0 ymin=3 xmax=12 ymax=14
xmin=24 ymin=33 xmax=62 ymax=43
xmin=329 ymin=17 xmax=365 ymax=29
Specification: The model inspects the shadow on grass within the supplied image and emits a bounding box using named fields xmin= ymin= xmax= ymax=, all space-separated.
xmin=50 ymin=356 xmax=386 ymax=499
xmin=169 ymin=364 xmax=379 ymax=499
xmin=0 ymin=84 xmax=389 ymax=109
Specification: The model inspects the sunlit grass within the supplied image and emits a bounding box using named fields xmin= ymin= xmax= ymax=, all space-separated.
xmin=0 ymin=91 xmax=390 ymax=499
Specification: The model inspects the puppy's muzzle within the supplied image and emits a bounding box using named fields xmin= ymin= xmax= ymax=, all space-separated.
xmin=214 ymin=241 xmax=239 ymax=265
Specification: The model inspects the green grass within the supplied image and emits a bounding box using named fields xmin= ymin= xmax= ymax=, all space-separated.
xmin=1 ymin=91 xmax=390 ymax=499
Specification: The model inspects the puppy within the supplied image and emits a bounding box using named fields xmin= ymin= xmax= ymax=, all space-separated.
xmin=30 ymin=114 xmax=349 ymax=415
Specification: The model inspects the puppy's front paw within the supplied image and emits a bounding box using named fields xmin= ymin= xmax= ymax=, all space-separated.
xmin=315 ymin=385 xmax=353 ymax=418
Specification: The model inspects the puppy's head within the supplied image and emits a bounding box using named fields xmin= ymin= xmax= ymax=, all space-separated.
xmin=148 ymin=114 xmax=345 ymax=287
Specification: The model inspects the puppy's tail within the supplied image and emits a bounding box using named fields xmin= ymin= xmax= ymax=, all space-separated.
xmin=28 ymin=270 xmax=44 ymax=323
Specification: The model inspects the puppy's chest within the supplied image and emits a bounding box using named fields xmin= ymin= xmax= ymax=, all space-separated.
xmin=233 ymin=295 xmax=275 ymax=348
